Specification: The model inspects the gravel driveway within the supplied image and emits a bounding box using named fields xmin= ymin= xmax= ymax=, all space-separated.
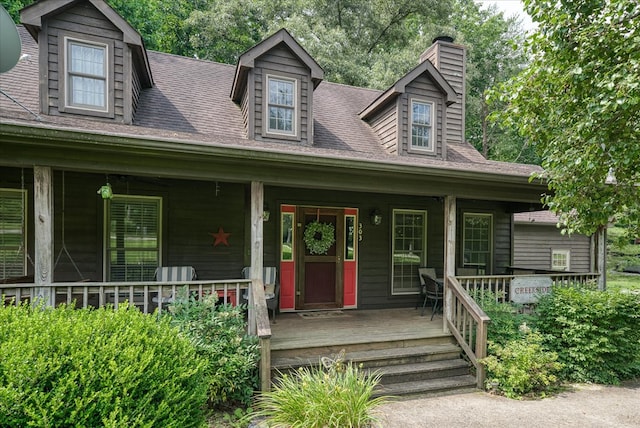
xmin=376 ymin=380 xmax=640 ymax=427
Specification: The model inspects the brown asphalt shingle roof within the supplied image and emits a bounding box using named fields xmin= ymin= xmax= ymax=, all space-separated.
xmin=1 ymin=26 xmax=541 ymax=179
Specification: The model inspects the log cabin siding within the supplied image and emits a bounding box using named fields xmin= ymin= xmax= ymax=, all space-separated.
xmin=402 ymin=75 xmax=445 ymax=158
xmin=368 ymin=102 xmax=398 ymax=154
xmin=253 ymin=46 xmax=313 ymax=145
xmin=43 ymin=2 xmax=127 ymax=121
xmin=513 ymin=223 xmax=592 ymax=272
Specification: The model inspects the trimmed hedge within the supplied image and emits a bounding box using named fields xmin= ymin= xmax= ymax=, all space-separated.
xmin=0 ymin=303 xmax=209 ymax=427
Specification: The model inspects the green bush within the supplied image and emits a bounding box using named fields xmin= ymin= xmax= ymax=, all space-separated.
xmin=536 ymin=286 xmax=640 ymax=384
xmin=481 ymin=327 xmax=563 ymax=399
xmin=472 ymin=291 xmax=536 ymax=346
xmin=168 ymin=292 xmax=260 ymax=408
xmin=0 ymin=302 xmax=209 ymax=427
xmin=254 ymin=352 xmax=386 ymax=428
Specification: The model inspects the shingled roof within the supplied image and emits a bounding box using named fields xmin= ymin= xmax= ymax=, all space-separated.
xmin=0 ymin=26 xmax=542 ymax=180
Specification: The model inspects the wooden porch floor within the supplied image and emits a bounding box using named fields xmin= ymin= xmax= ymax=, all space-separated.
xmin=270 ymin=308 xmax=449 ymax=352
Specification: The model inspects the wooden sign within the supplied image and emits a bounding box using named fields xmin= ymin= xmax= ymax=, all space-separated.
xmin=510 ymin=276 xmax=552 ymax=304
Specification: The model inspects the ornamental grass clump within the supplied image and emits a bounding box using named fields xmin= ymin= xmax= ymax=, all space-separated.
xmin=254 ymin=351 xmax=386 ymax=428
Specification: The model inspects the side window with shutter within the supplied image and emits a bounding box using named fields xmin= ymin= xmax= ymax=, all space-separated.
xmin=105 ymin=195 xmax=161 ymax=281
xmin=0 ymin=189 xmax=27 ymax=280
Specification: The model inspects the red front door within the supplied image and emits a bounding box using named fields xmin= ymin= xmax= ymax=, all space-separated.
xmin=296 ymin=207 xmax=344 ymax=310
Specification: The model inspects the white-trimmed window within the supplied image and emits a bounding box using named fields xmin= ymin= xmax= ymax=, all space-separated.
xmin=0 ymin=189 xmax=27 ymax=279
xmin=462 ymin=213 xmax=492 ymax=274
xmin=392 ymin=210 xmax=427 ymax=294
xmin=551 ymin=249 xmax=570 ymax=271
xmin=66 ymin=38 xmax=108 ymax=111
xmin=267 ymin=75 xmax=296 ymax=136
xmin=411 ymin=99 xmax=434 ymax=151
xmin=105 ymin=195 xmax=161 ymax=281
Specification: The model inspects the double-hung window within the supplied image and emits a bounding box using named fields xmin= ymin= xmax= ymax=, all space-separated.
xmin=551 ymin=249 xmax=570 ymax=271
xmin=411 ymin=99 xmax=434 ymax=151
xmin=392 ymin=210 xmax=427 ymax=294
xmin=105 ymin=195 xmax=161 ymax=281
xmin=65 ymin=38 xmax=108 ymax=111
xmin=462 ymin=213 xmax=492 ymax=274
xmin=0 ymin=189 xmax=26 ymax=280
xmin=267 ymin=75 xmax=296 ymax=136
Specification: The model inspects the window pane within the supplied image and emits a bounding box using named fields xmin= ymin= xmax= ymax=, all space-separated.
xmin=68 ymin=41 xmax=106 ymax=109
xmin=267 ymin=77 xmax=295 ymax=134
xmin=463 ymin=213 xmax=492 ymax=274
xmin=70 ymin=43 xmax=105 ymax=77
xmin=70 ymin=76 xmax=106 ymax=107
xmin=392 ymin=210 xmax=426 ymax=294
xmin=345 ymin=215 xmax=355 ymax=261
xmin=0 ymin=190 xmax=26 ymax=279
xmin=281 ymin=212 xmax=294 ymax=261
xmin=411 ymin=101 xmax=432 ymax=149
xmin=107 ymin=196 xmax=160 ymax=281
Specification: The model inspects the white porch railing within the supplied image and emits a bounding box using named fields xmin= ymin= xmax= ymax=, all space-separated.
xmin=1 ymin=279 xmax=251 ymax=314
xmin=456 ymin=273 xmax=601 ymax=302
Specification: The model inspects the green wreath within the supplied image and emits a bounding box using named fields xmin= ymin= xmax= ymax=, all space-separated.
xmin=303 ymin=221 xmax=336 ymax=255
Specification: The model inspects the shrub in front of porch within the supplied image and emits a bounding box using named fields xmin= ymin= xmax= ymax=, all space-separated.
xmin=253 ymin=354 xmax=386 ymax=428
xmin=167 ymin=292 xmax=260 ymax=409
xmin=536 ymin=287 xmax=640 ymax=384
xmin=0 ymin=302 xmax=208 ymax=427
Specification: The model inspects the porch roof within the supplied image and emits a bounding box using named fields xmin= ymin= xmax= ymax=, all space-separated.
xmin=1 ymin=27 xmax=545 ymax=202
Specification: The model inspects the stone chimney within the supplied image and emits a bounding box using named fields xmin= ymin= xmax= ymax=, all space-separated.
xmin=420 ymin=36 xmax=466 ymax=144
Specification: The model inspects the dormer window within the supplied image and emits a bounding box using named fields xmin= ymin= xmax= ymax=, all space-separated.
xmin=58 ymin=34 xmax=114 ymax=118
xmin=411 ymin=99 xmax=434 ymax=152
xmin=267 ymin=75 xmax=297 ymax=136
xmin=67 ymin=40 xmax=107 ymax=110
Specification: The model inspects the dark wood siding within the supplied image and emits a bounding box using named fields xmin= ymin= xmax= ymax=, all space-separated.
xmin=437 ymin=44 xmax=464 ymax=144
xmin=131 ymin=57 xmax=141 ymax=120
xmin=514 ymin=224 xmax=592 ymax=272
xmin=457 ymin=200 xmax=513 ymax=275
xmin=44 ymin=2 xmax=127 ymax=122
xmin=369 ymin=102 xmax=398 ymax=154
xmin=241 ymin=83 xmax=250 ymax=138
xmin=402 ymin=75 xmax=445 ymax=158
xmin=265 ymin=186 xmax=446 ymax=309
xmin=253 ymin=45 xmax=313 ymax=145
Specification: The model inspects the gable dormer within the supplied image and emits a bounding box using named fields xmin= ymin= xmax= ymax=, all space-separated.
xmin=21 ymin=0 xmax=153 ymax=124
xmin=359 ymin=37 xmax=463 ymax=160
xmin=231 ymin=29 xmax=323 ymax=146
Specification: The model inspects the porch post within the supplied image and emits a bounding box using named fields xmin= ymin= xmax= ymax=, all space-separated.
xmin=33 ymin=166 xmax=55 ymax=307
xmin=596 ymin=225 xmax=606 ymax=290
xmin=443 ymin=195 xmax=456 ymax=334
xmin=249 ymin=181 xmax=264 ymax=335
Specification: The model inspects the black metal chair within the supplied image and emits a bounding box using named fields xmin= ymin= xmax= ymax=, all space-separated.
xmin=418 ymin=270 xmax=443 ymax=320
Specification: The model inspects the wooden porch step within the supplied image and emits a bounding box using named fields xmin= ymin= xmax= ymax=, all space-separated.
xmin=272 ymin=343 xmax=462 ymax=373
xmin=374 ymin=358 xmax=471 ymax=384
xmin=375 ymin=374 xmax=478 ymax=398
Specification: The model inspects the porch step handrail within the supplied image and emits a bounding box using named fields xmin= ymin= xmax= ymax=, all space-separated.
xmin=445 ymin=275 xmax=490 ymax=389
xmin=248 ymin=277 xmax=272 ymax=392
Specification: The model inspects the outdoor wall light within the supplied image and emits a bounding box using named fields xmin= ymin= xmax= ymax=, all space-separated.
xmin=370 ymin=209 xmax=383 ymax=226
xmin=263 ymin=204 xmax=271 ymax=222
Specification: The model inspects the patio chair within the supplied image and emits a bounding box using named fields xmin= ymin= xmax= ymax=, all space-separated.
xmin=241 ymin=266 xmax=279 ymax=323
xmin=417 ymin=267 xmax=443 ymax=320
xmin=152 ymin=266 xmax=196 ymax=308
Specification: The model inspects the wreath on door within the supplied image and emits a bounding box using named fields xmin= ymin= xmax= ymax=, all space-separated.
xmin=303 ymin=221 xmax=336 ymax=255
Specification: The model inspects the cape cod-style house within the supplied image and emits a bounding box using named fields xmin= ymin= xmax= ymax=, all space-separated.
xmin=0 ymin=0 xmax=603 ymax=394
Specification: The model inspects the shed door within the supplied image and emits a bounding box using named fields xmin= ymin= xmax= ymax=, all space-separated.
xmin=296 ymin=207 xmax=344 ymax=310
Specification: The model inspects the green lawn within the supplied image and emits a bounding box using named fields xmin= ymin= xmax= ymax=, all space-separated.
xmin=607 ymin=226 xmax=640 ymax=291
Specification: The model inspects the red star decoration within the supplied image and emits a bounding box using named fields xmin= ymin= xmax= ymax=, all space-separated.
xmin=210 ymin=227 xmax=231 ymax=247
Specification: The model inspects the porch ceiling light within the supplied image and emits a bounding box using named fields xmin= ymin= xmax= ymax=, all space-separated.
xmin=370 ymin=209 xmax=383 ymax=226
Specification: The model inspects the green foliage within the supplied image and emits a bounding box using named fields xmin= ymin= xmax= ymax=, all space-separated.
xmin=0 ymin=302 xmax=208 ymax=427
xmin=493 ymin=0 xmax=640 ymax=239
xmin=254 ymin=352 xmax=386 ymax=428
xmin=481 ymin=328 xmax=563 ymax=399
xmin=168 ymin=292 xmax=260 ymax=408
xmin=472 ymin=291 xmax=536 ymax=346
xmin=536 ymin=287 xmax=640 ymax=384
